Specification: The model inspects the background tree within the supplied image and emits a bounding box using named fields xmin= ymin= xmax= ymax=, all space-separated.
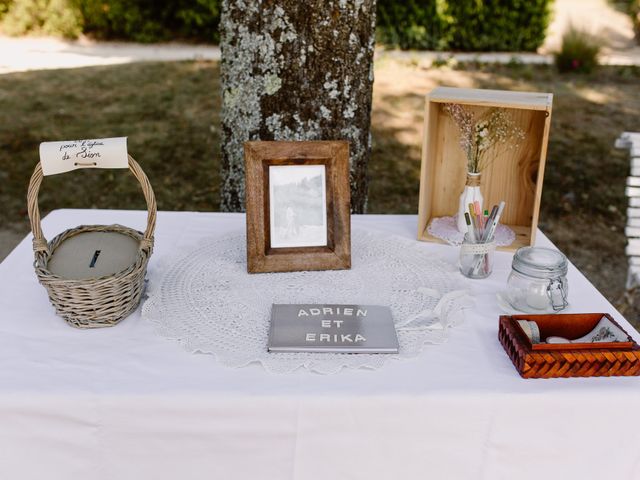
xmin=219 ymin=0 xmax=377 ymax=213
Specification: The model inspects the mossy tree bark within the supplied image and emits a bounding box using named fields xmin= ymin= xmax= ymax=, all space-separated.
xmin=220 ymin=0 xmax=377 ymax=213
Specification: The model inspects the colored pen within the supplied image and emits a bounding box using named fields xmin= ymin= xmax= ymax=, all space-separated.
xmin=464 ymin=212 xmax=476 ymax=242
xmin=468 ymin=203 xmax=478 ymax=235
xmin=473 ymin=201 xmax=481 ymax=229
xmin=486 ymin=205 xmax=498 ymax=229
xmin=482 ymin=209 xmax=489 ymax=233
xmin=483 ymin=201 xmax=505 ymax=242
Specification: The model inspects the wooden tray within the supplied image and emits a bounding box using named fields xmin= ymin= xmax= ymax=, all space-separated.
xmin=417 ymin=87 xmax=553 ymax=251
xmin=499 ymin=313 xmax=640 ymax=378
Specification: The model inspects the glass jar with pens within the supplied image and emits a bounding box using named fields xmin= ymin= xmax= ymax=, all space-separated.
xmin=459 ymin=201 xmax=505 ymax=279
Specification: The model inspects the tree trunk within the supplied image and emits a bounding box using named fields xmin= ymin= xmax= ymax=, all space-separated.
xmin=220 ymin=0 xmax=377 ymax=213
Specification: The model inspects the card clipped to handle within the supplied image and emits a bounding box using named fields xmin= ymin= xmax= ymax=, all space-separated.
xmin=39 ymin=137 xmax=129 ymax=176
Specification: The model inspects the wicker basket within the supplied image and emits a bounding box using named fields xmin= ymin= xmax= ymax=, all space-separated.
xmin=27 ymin=155 xmax=156 ymax=329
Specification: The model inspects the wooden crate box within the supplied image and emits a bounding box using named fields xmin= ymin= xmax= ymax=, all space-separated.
xmin=417 ymin=87 xmax=553 ymax=251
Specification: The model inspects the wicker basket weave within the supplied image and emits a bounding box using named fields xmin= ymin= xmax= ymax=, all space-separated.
xmin=27 ymin=155 xmax=156 ymax=329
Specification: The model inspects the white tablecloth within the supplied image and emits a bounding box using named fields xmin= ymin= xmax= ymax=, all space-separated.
xmin=1 ymin=209 xmax=639 ymax=480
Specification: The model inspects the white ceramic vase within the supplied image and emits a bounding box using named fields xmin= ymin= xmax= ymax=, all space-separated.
xmin=457 ymin=172 xmax=483 ymax=233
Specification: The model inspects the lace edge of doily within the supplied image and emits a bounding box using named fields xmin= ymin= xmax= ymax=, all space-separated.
xmin=142 ymin=291 xmax=475 ymax=375
xmin=141 ymin=228 xmax=474 ymax=374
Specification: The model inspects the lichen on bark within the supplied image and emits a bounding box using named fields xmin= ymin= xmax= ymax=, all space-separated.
xmin=220 ymin=0 xmax=377 ymax=213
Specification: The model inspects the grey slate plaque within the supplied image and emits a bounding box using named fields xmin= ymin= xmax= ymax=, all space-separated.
xmin=268 ymin=304 xmax=399 ymax=354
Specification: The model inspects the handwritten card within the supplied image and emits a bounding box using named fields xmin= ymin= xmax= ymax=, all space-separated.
xmin=39 ymin=137 xmax=129 ymax=176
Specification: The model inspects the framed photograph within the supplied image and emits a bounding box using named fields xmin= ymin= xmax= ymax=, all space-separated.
xmin=244 ymin=140 xmax=351 ymax=273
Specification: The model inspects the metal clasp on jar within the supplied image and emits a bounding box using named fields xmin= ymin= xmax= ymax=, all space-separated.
xmin=547 ymin=278 xmax=568 ymax=311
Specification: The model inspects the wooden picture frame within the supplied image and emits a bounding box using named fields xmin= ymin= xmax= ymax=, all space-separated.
xmin=244 ymin=140 xmax=351 ymax=273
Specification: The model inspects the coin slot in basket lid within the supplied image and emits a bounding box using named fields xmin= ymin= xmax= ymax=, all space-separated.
xmin=89 ymin=250 xmax=101 ymax=268
xmin=47 ymin=231 xmax=139 ymax=280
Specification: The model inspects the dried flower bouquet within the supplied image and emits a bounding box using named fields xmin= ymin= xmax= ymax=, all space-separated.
xmin=443 ymin=103 xmax=525 ymax=174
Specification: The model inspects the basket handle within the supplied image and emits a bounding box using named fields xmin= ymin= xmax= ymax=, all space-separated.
xmin=27 ymin=155 xmax=157 ymax=255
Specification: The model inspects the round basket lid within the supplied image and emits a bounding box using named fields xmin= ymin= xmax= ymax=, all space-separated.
xmin=48 ymin=231 xmax=139 ymax=280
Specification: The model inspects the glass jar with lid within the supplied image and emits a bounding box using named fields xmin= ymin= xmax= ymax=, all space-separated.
xmin=506 ymin=247 xmax=569 ymax=313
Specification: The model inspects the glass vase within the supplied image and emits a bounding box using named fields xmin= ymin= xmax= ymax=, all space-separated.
xmin=457 ymin=172 xmax=483 ymax=233
xmin=459 ymin=233 xmax=495 ymax=279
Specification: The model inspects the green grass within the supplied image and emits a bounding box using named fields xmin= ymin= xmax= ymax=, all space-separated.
xmin=0 ymin=61 xmax=220 ymax=226
xmin=1 ymin=59 xmax=639 ymax=321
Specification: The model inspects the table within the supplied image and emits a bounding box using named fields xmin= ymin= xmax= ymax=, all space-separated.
xmin=1 ymin=209 xmax=639 ymax=480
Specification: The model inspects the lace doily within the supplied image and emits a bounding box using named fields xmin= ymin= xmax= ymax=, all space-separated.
xmin=427 ymin=215 xmax=515 ymax=247
xmin=142 ymin=229 xmax=472 ymax=374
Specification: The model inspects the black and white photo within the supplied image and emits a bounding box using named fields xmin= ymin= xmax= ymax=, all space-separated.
xmin=269 ymin=164 xmax=328 ymax=248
